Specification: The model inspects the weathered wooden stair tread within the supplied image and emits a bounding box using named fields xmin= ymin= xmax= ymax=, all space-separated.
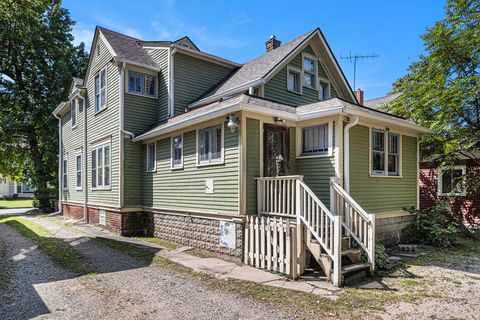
xmin=341 ymin=263 xmax=370 ymax=273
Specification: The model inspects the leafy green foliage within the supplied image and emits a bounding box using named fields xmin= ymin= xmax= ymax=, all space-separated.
xmin=405 ymin=207 xmax=461 ymax=247
xmin=374 ymin=244 xmax=389 ymax=270
xmin=386 ymin=0 xmax=480 ymax=177
xmin=0 ymin=0 xmax=88 ymax=211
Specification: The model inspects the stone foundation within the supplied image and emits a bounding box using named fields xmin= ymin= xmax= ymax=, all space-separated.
xmin=152 ymin=212 xmax=243 ymax=259
xmin=62 ymin=203 xmax=150 ymax=236
xmin=375 ymin=215 xmax=414 ymax=246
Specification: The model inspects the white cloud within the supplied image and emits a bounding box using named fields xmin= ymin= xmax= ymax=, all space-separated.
xmin=72 ymin=22 xmax=95 ymax=50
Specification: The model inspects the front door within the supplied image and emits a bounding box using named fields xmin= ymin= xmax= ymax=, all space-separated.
xmin=263 ymin=124 xmax=289 ymax=177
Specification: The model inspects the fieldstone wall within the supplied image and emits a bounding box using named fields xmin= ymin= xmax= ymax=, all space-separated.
xmin=376 ymin=215 xmax=414 ymax=246
xmin=152 ymin=212 xmax=243 ymax=259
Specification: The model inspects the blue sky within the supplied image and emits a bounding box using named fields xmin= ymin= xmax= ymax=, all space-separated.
xmin=64 ymin=0 xmax=446 ymax=100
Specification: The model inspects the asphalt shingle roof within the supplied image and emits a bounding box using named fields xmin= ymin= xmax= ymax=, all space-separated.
xmin=98 ymin=27 xmax=158 ymax=68
xmin=200 ymin=30 xmax=316 ymax=99
xmin=364 ymin=92 xmax=402 ymax=109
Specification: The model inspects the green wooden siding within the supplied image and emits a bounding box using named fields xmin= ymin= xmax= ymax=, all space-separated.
xmin=85 ymin=36 xmax=120 ymax=207
xmin=295 ymin=122 xmax=336 ymax=207
xmin=349 ymin=125 xmax=418 ymax=214
xmin=61 ymin=107 xmax=84 ymax=204
xmin=143 ymin=121 xmax=240 ymax=214
xmin=174 ymin=53 xmax=234 ymax=116
xmin=146 ymin=48 xmax=169 ymax=121
xmin=264 ymin=45 xmax=338 ymax=106
xmin=245 ymin=118 xmax=260 ymax=214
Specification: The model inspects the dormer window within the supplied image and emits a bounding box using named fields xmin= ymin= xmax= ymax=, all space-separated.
xmin=287 ymin=66 xmax=301 ymax=94
xmin=128 ymin=71 xmax=156 ymax=97
xmin=303 ymin=54 xmax=317 ymax=89
xmin=319 ymin=81 xmax=330 ymax=100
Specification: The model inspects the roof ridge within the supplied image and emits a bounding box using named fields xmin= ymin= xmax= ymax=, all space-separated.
xmin=97 ymin=25 xmax=142 ymax=41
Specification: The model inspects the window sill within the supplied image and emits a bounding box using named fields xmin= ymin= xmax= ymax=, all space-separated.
xmin=197 ymin=161 xmax=225 ymax=167
xmin=92 ymin=187 xmax=111 ymax=191
xmin=303 ymin=84 xmax=318 ymax=91
xmin=171 ymin=166 xmax=184 ymax=171
xmin=126 ymin=91 xmax=158 ymax=99
xmin=146 ymin=169 xmax=157 ymax=173
xmin=369 ymin=174 xmax=403 ymax=179
xmin=287 ymin=89 xmax=302 ymax=95
xmin=296 ymin=153 xmax=332 ymax=159
xmin=76 ymin=188 xmax=83 ymax=191
xmin=94 ymin=106 xmax=108 ymax=116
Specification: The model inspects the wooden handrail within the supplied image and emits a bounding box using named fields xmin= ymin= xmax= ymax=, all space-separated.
xmin=330 ymin=179 xmax=373 ymax=222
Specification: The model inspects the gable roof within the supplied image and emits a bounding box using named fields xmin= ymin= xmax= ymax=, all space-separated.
xmin=97 ymin=26 xmax=158 ymax=68
xmin=204 ymin=30 xmax=315 ymax=98
xmin=190 ymin=28 xmax=357 ymax=108
xmin=364 ymin=92 xmax=402 ymax=109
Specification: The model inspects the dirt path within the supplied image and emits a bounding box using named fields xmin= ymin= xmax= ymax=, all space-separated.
xmin=0 ymin=218 xmax=289 ymax=320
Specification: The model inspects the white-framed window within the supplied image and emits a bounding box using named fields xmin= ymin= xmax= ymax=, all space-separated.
xmin=71 ymin=99 xmax=77 ymax=128
xmin=319 ymin=80 xmax=330 ymax=100
xmin=302 ymin=124 xmax=329 ymax=155
xmin=95 ymin=68 xmax=107 ymax=113
xmin=438 ymin=165 xmax=466 ymax=196
xmin=146 ymin=142 xmax=156 ymax=172
xmin=62 ymin=156 xmax=68 ymax=190
xmin=371 ymin=129 xmax=401 ymax=177
xmin=303 ymin=54 xmax=317 ymax=89
xmin=91 ymin=142 xmax=110 ymax=189
xmin=127 ymin=71 xmax=156 ymax=97
xmin=171 ymin=135 xmax=183 ymax=169
xmin=75 ymin=153 xmax=82 ymax=190
xmin=287 ymin=66 xmax=302 ymax=94
xmin=198 ymin=124 xmax=223 ymax=165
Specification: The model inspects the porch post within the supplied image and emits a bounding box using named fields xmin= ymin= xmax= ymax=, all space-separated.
xmin=295 ymin=180 xmax=305 ymax=276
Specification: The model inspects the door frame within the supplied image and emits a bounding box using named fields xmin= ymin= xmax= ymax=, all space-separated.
xmin=262 ymin=123 xmax=289 ymax=177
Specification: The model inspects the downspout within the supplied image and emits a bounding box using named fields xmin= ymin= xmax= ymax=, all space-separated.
xmin=52 ymin=113 xmax=63 ymax=215
xmin=343 ymin=115 xmax=359 ymax=194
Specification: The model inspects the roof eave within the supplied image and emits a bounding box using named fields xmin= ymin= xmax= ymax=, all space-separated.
xmin=112 ymin=57 xmax=161 ymax=72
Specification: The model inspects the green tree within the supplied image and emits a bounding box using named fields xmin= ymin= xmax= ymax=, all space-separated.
xmin=0 ymin=0 xmax=88 ymax=211
xmin=388 ymin=0 xmax=480 ymax=171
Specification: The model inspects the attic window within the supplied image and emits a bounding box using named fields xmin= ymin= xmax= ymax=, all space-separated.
xmin=287 ymin=66 xmax=301 ymax=94
xmin=303 ymin=54 xmax=317 ymax=89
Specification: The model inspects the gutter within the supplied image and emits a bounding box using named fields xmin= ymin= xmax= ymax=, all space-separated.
xmin=168 ymin=48 xmax=177 ymax=117
xmin=52 ymin=110 xmax=63 ymax=215
xmin=79 ymin=95 xmax=88 ymax=223
xmin=343 ymin=115 xmax=359 ymax=193
xmin=112 ymin=57 xmax=161 ymax=72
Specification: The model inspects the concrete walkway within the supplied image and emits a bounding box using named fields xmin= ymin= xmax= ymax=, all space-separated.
xmin=0 ymin=208 xmax=38 ymax=216
xmin=30 ymin=215 xmax=340 ymax=298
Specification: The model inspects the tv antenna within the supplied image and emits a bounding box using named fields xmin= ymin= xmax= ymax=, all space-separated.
xmin=340 ymin=52 xmax=379 ymax=90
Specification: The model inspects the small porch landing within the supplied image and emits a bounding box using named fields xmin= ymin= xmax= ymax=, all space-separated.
xmin=244 ymin=175 xmax=376 ymax=287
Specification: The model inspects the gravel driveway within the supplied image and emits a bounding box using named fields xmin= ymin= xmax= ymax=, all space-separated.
xmin=0 ymin=219 xmax=289 ymax=320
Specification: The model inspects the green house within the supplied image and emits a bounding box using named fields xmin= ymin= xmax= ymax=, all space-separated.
xmin=53 ymin=27 xmax=430 ymax=286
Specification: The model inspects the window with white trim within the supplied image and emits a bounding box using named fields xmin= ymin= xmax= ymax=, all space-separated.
xmin=171 ymin=135 xmax=183 ymax=169
xmin=198 ymin=125 xmax=223 ymax=165
xmin=319 ymin=81 xmax=330 ymax=100
xmin=287 ymin=67 xmax=301 ymax=93
xmin=95 ymin=68 xmax=107 ymax=112
xmin=62 ymin=156 xmax=68 ymax=190
xmin=128 ymin=71 xmax=156 ymax=97
xmin=75 ymin=153 xmax=82 ymax=189
xmin=371 ymin=129 xmax=401 ymax=176
xmin=146 ymin=142 xmax=156 ymax=172
xmin=71 ymin=99 xmax=77 ymax=128
xmin=91 ymin=142 xmax=110 ymax=189
xmin=439 ymin=166 xmax=466 ymax=196
xmin=302 ymin=124 xmax=329 ymax=155
xmin=303 ymin=56 xmax=317 ymax=89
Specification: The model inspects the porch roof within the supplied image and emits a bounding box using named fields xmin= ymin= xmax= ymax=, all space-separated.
xmin=133 ymin=94 xmax=430 ymax=142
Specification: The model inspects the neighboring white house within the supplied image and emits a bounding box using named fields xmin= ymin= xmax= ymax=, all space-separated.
xmin=0 ymin=175 xmax=35 ymax=198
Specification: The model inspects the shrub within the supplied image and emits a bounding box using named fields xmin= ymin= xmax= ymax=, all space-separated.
xmin=33 ymin=188 xmax=57 ymax=213
xmin=404 ymin=207 xmax=460 ymax=247
xmin=374 ymin=244 xmax=389 ymax=270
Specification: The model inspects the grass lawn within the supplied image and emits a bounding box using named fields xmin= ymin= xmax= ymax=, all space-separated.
xmin=0 ymin=199 xmax=34 ymax=209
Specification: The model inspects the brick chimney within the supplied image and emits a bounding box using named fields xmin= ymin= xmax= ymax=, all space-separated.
xmin=265 ymin=35 xmax=281 ymax=52
xmin=355 ymin=88 xmax=364 ymax=105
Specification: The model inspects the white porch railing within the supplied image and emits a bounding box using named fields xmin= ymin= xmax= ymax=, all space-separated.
xmin=256 ymin=175 xmax=303 ymax=218
xmin=330 ymin=178 xmax=376 ymax=271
